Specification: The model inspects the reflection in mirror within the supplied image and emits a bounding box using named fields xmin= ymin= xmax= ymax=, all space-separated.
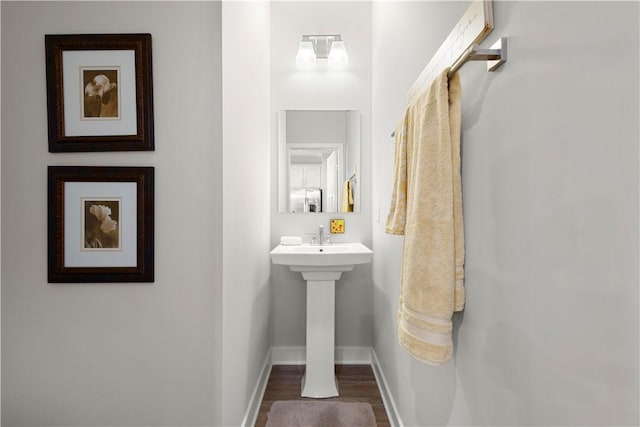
xmin=278 ymin=110 xmax=360 ymax=213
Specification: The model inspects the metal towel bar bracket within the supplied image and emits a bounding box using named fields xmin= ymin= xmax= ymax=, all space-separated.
xmin=449 ymin=37 xmax=507 ymax=77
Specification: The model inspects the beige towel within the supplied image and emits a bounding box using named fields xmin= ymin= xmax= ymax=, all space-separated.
xmin=341 ymin=180 xmax=354 ymax=212
xmin=386 ymin=112 xmax=408 ymax=234
xmin=386 ymin=68 xmax=465 ymax=364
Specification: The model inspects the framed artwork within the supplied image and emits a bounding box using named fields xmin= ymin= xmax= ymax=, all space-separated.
xmin=48 ymin=166 xmax=154 ymax=283
xmin=45 ymin=34 xmax=154 ymax=152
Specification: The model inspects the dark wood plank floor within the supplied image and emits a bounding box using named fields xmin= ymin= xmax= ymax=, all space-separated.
xmin=255 ymin=364 xmax=390 ymax=427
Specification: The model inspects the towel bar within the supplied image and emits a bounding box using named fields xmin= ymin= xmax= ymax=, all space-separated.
xmin=390 ymin=37 xmax=507 ymax=138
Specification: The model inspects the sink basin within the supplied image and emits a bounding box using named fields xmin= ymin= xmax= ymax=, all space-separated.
xmin=270 ymin=242 xmax=373 ymax=269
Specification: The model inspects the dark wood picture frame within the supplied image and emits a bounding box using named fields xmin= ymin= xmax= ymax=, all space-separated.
xmin=48 ymin=166 xmax=154 ymax=283
xmin=45 ymin=34 xmax=154 ymax=152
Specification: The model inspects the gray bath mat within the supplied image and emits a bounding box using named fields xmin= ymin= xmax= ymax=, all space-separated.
xmin=266 ymin=400 xmax=376 ymax=427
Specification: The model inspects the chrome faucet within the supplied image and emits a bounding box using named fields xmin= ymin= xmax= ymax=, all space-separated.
xmin=308 ymin=225 xmax=331 ymax=246
xmin=311 ymin=225 xmax=331 ymax=246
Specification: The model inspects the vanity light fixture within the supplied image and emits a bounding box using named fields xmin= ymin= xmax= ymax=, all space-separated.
xmin=296 ymin=34 xmax=348 ymax=67
xmin=296 ymin=39 xmax=316 ymax=66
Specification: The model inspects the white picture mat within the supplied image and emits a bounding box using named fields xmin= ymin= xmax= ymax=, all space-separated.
xmin=64 ymin=182 xmax=137 ymax=267
xmin=62 ymin=50 xmax=137 ymax=137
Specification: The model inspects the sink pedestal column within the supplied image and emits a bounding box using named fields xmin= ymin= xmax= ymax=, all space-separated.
xmin=291 ymin=268 xmax=352 ymax=398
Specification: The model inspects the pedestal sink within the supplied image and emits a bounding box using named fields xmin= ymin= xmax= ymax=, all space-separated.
xmin=270 ymin=243 xmax=373 ymax=398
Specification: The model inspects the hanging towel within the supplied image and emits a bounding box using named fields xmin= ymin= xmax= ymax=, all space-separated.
xmin=385 ymin=68 xmax=465 ymax=365
xmin=341 ymin=180 xmax=354 ymax=212
xmin=386 ymin=111 xmax=409 ymax=234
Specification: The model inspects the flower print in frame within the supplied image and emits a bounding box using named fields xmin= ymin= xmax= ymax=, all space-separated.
xmin=45 ymin=34 xmax=154 ymax=152
xmin=48 ymin=166 xmax=154 ymax=283
xmin=83 ymin=200 xmax=121 ymax=250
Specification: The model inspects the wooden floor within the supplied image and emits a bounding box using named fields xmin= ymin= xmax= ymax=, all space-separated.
xmin=255 ymin=364 xmax=390 ymax=427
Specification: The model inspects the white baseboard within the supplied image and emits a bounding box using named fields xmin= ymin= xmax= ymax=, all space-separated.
xmin=271 ymin=346 xmax=372 ymax=365
xmin=371 ymin=349 xmax=403 ymax=427
xmin=270 ymin=346 xmax=305 ymax=364
xmin=336 ymin=346 xmax=373 ymax=364
xmin=241 ymin=349 xmax=273 ymax=427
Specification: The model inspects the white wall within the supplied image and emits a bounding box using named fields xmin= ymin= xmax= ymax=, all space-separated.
xmin=270 ymin=1 xmax=373 ymax=350
xmin=221 ymin=2 xmax=272 ymax=425
xmin=372 ymin=1 xmax=639 ymax=426
xmin=1 ymin=2 xmax=223 ymax=426
xmin=286 ymin=110 xmax=346 ymax=144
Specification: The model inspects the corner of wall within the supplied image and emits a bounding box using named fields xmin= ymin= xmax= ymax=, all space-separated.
xmin=221 ymin=1 xmax=272 ymax=425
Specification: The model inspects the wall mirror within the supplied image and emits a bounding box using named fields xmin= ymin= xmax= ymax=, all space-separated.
xmin=278 ymin=110 xmax=360 ymax=213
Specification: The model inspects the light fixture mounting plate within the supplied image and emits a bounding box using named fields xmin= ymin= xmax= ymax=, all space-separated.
xmin=302 ymin=34 xmax=342 ymax=59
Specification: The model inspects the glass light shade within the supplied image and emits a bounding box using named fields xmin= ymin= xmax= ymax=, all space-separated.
xmin=328 ymin=40 xmax=348 ymax=66
xmin=296 ymin=41 xmax=316 ymax=66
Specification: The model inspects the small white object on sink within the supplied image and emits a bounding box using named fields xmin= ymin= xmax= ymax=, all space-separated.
xmin=280 ymin=236 xmax=303 ymax=245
